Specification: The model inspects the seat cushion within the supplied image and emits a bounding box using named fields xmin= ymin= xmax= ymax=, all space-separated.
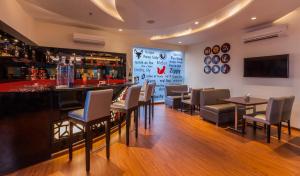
xmin=243 ymin=114 xmax=269 ymax=125
xmin=182 ymin=99 xmax=192 ymax=105
xmin=68 ymin=109 xmax=85 ymax=121
xmin=166 ymin=95 xmax=190 ymax=100
xmin=204 ymin=103 xmax=235 ymax=113
xmin=111 ymin=101 xmax=126 ymax=110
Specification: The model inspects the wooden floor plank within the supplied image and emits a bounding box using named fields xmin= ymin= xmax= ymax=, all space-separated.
xmin=8 ymin=105 xmax=300 ymax=176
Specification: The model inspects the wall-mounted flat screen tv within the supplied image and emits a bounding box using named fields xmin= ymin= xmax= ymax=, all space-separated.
xmin=244 ymin=54 xmax=289 ymax=78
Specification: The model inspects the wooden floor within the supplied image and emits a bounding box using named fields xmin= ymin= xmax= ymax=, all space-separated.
xmin=8 ymin=105 xmax=300 ymax=176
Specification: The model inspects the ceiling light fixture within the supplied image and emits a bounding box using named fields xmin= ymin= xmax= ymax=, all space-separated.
xmin=251 ymin=17 xmax=257 ymax=20
xmin=150 ymin=0 xmax=253 ymax=40
xmin=90 ymin=0 xmax=124 ymax=22
xmin=194 ymin=21 xmax=199 ymax=25
xmin=118 ymin=28 xmax=123 ymax=32
xmin=178 ymin=41 xmax=182 ymax=44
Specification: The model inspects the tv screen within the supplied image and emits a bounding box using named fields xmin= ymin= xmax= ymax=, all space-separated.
xmin=244 ymin=54 xmax=289 ymax=78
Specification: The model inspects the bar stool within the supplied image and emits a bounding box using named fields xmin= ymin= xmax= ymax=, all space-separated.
xmin=68 ymin=89 xmax=113 ymax=172
xmin=139 ymin=84 xmax=154 ymax=129
xmin=111 ymin=86 xmax=141 ymax=146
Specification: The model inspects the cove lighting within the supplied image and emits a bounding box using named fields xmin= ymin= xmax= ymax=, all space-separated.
xmin=150 ymin=0 xmax=254 ymax=40
xmin=90 ymin=0 xmax=124 ymax=22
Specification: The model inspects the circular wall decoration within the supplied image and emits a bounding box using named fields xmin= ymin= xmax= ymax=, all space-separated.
xmin=204 ymin=47 xmax=211 ymax=55
xmin=221 ymin=64 xmax=231 ymax=74
xmin=221 ymin=43 xmax=231 ymax=53
xmin=204 ymin=56 xmax=212 ymax=65
xmin=204 ymin=66 xmax=212 ymax=74
xmin=212 ymin=45 xmax=220 ymax=54
xmin=221 ymin=54 xmax=231 ymax=63
xmin=212 ymin=65 xmax=220 ymax=74
xmin=212 ymin=55 xmax=221 ymax=64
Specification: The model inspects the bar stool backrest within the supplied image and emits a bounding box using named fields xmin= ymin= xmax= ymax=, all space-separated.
xmin=281 ymin=96 xmax=295 ymax=121
xmin=150 ymin=83 xmax=156 ymax=96
xmin=83 ymin=89 xmax=113 ymax=122
xmin=266 ymin=97 xmax=285 ymax=124
xmin=125 ymin=86 xmax=142 ymax=109
xmin=144 ymin=84 xmax=154 ymax=102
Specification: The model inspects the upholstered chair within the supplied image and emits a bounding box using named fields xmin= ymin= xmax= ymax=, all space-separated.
xmin=111 ymin=86 xmax=141 ymax=145
xmin=181 ymin=89 xmax=201 ymax=115
xmin=281 ymin=96 xmax=295 ymax=135
xmin=68 ymin=89 xmax=113 ymax=172
xmin=139 ymin=84 xmax=154 ymax=129
xmin=242 ymin=97 xmax=285 ymax=143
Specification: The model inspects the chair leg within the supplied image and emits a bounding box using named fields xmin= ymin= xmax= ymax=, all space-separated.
xmin=278 ymin=122 xmax=281 ymax=140
xmin=242 ymin=118 xmax=246 ymax=135
xmin=180 ymin=102 xmax=183 ymax=112
xmin=135 ymin=109 xmax=138 ymax=139
xmin=144 ymin=104 xmax=147 ymax=129
xmin=253 ymin=121 xmax=257 ymax=133
xmin=288 ymin=120 xmax=291 ymax=135
xmin=148 ymin=103 xmax=151 ymax=126
xmin=152 ymin=97 xmax=154 ymax=119
xmin=85 ymin=124 xmax=91 ymax=172
xmin=69 ymin=121 xmax=73 ymax=160
xmin=118 ymin=113 xmax=122 ymax=136
xmin=106 ymin=118 xmax=111 ymax=159
xmin=126 ymin=112 xmax=130 ymax=146
xmin=267 ymin=125 xmax=271 ymax=143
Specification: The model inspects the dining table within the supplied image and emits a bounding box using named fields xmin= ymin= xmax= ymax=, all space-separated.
xmin=223 ymin=97 xmax=268 ymax=133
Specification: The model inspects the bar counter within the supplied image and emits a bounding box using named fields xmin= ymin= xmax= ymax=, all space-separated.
xmin=0 ymin=80 xmax=130 ymax=175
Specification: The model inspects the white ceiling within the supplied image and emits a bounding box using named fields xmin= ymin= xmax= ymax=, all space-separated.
xmin=17 ymin=0 xmax=300 ymax=45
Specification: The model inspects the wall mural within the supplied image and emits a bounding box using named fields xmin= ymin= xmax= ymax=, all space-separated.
xmin=133 ymin=47 xmax=184 ymax=102
xmin=204 ymin=43 xmax=231 ymax=74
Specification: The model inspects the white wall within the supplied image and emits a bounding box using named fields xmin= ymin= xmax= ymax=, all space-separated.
xmin=185 ymin=8 xmax=300 ymax=128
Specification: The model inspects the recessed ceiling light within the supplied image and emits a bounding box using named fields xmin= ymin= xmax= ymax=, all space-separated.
xmin=194 ymin=21 xmax=199 ymax=25
xmin=118 ymin=28 xmax=123 ymax=32
xmin=14 ymin=39 xmax=19 ymax=43
xmin=251 ymin=17 xmax=257 ymax=20
xmin=178 ymin=41 xmax=182 ymax=44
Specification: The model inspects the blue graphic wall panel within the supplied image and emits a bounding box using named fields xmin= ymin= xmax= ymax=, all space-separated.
xmin=133 ymin=47 xmax=184 ymax=102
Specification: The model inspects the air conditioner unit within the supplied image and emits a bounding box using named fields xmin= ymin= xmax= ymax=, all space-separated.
xmin=73 ymin=33 xmax=105 ymax=45
xmin=242 ymin=25 xmax=287 ymax=43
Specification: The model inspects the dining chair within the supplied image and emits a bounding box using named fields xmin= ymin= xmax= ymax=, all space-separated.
xmin=139 ymin=84 xmax=154 ymax=129
xmin=281 ymin=96 xmax=295 ymax=135
xmin=242 ymin=97 xmax=285 ymax=143
xmin=111 ymin=85 xmax=141 ymax=146
xmin=68 ymin=89 xmax=113 ymax=172
xmin=181 ymin=88 xmax=201 ymax=115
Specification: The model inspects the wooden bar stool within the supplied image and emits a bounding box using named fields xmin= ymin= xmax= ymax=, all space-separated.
xmin=68 ymin=89 xmax=113 ymax=172
xmin=111 ymin=86 xmax=141 ymax=146
xmin=139 ymin=84 xmax=154 ymax=129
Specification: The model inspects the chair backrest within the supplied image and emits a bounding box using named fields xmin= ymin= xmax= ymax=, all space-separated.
xmin=150 ymin=82 xmax=156 ymax=96
xmin=190 ymin=89 xmax=201 ymax=105
xmin=200 ymin=89 xmax=230 ymax=106
xmin=145 ymin=84 xmax=154 ymax=101
xmin=141 ymin=80 xmax=148 ymax=92
xmin=265 ymin=97 xmax=285 ymax=124
xmin=125 ymin=85 xmax=142 ymax=109
xmin=165 ymin=85 xmax=188 ymax=96
xmin=281 ymin=96 xmax=295 ymax=121
xmin=83 ymin=89 xmax=113 ymax=122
